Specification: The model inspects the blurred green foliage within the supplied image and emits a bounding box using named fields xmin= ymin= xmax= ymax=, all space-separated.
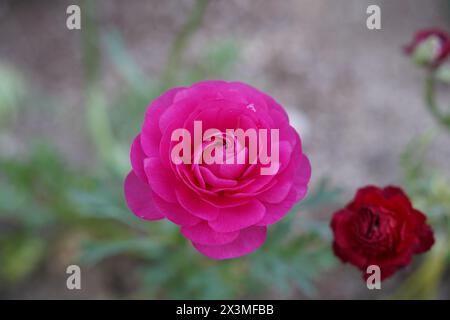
xmin=0 ymin=64 xmax=24 ymax=129
xmin=390 ymin=132 xmax=450 ymax=299
xmin=0 ymin=138 xmax=340 ymax=298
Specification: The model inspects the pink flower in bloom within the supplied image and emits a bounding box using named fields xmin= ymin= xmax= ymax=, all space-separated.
xmin=124 ymin=80 xmax=311 ymax=259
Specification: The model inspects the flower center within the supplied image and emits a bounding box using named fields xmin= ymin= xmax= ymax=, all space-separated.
xmin=360 ymin=207 xmax=381 ymax=239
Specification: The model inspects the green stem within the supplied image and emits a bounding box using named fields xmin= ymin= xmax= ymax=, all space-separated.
xmin=81 ymin=0 xmax=209 ymax=176
xmin=82 ymin=0 xmax=126 ymax=177
xmin=160 ymin=0 xmax=209 ymax=88
xmin=390 ymin=235 xmax=448 ymax=299
xmin=424 ymin=76 xmax=450 ymax=130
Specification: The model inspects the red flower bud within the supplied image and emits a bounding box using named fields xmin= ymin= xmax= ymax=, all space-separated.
xmin=404 ymin=29 xmax=450 ymax=68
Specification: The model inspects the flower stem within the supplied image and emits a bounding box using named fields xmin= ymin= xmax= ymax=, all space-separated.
xmin=390 ymin=235 xmax=448 ymax=299
xmin=82 ymin=0 xmax=127 ymax=177
xmin=160 ymin=0 xmax=209 ymax=89
xmin=424 ymin=75 xmax=450 ymax=131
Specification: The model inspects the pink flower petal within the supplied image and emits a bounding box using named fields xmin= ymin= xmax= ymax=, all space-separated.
xmin=218 ymin=155 xmax=247 ymax=180
xmin=175 ymin=186 xmax=219 ymax=220
xmin=293 ymin=154 xmax=311 ymax=189
xmin=257 ymin=152 xmax=309 ymax=204
xmin=141 ymin=87 xmax=184 ymax=157
xmin=159 ymin=96 xmax=206 ymax=133
xmin=130 ymin=135 xmax=147 ymax=182
xmin=193 ymin=226 xmax=267 ymax=260
xmin=181 ymin=221 xmax=239 ymax=245
xmin=144 ymin=158 xmax=177 ymax=203
xmin=233 ymin=174 xmax=276 ymax=195
xmin=124 ymin=171 xmax=164 ymax=220
xmin=257 ymin=189 xmax=298 ymax=226
xmin=152 ymin=192 xmax=200 ymax=226
xmin=199 ymin=166 xmax=237 ymax=188
xmin=209 ymin=200 xmax=265 ymax=232
xmin=258 ymin=178 xmax=293 ymax=204
xmin=158 ymin=122 xmax=182 ymax=169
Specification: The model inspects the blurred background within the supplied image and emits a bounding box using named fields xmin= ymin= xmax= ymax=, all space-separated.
xmin=1 ymin=0 xmax=450 ymax=299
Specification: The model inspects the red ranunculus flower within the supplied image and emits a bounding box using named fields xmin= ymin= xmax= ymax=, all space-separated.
xmin=331 ymin=186 xmax=434 ymax=280
xmin=404 ymin=29 xmax=450 ymax=68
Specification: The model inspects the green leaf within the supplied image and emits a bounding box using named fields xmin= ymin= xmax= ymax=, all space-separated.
xmin=0 ymin=236 xmax=45 ymax=283
xmin=80 ymin=238 xmax=163 ymax=265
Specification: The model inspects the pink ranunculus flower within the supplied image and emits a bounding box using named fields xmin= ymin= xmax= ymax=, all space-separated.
xmin=124 ymin=80 xmax=311 ymax=259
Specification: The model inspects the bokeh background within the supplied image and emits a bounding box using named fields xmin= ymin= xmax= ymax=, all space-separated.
xmin=1 ymin=0 xmax=450 ymax=299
